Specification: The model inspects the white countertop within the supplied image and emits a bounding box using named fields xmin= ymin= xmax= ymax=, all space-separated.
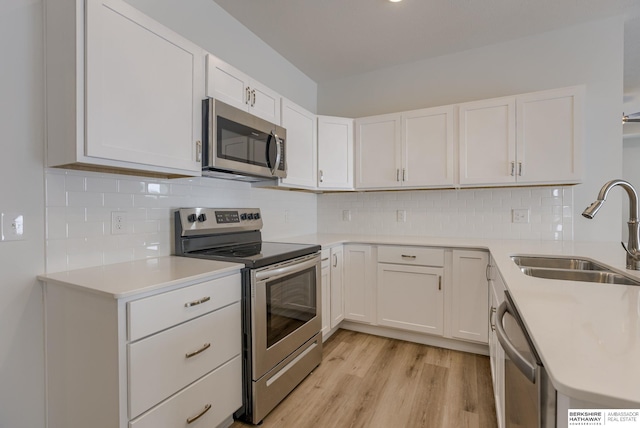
xmin=38 ymin=256 xmax=243 ymax=299
xmin=276 ymin=234 xmax=640 ymax=407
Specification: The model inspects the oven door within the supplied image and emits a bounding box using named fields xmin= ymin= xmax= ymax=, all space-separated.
xmin=251 ymin=253 xmax=321 ymax=380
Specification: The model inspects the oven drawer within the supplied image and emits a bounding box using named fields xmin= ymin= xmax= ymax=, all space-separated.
xmin=128 ymin=272 xmax=240 ymax=341
xmin=377 ymin=246 xmax=444 ymax=266
xmin=128 ymin=302 xmax=241 ymax=419
xmin=129 ymin=355 xmax=242 ymax=428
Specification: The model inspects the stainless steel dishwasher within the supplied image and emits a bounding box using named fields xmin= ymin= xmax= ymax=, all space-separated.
xmin=495 ymin=291 xmax=557 ymax=428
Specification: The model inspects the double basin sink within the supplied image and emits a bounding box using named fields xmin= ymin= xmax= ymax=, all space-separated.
xmin=512 ymin=256 xmax=640 ymax=286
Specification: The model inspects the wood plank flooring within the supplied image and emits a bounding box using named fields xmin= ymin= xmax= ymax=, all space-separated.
xmin=231 ymin=329 xmax=497 ymax=428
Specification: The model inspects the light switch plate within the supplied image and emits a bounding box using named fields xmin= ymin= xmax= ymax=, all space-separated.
xmin=1 ymin=212 xmax=25 ymax=241
xmin=397 ymin=209 xmax=407 ymax=222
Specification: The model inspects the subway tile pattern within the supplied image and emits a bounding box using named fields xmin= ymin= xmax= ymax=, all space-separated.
xmin=45 ymin=169 xmax=317 ymax=272
xmin=317 ymin=187 xmax=574 ymax=241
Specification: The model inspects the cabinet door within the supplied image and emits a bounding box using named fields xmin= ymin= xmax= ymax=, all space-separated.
xmin=377 ymin=264 xmax=444 ymax=335
xmin=459 ymin=97 xmax=516 ymax=186
xmin=85 ymin=0 xmax=203 ymax=173
xmin=516 ymin=86 xmax=583 ymax=184
xmin=344 ymin=245 xmax=375 ymax=323
xmin=330 ymin=246 xmax=345 ymax=328
xmin=318 ymin=116 xmax=354 ymax=190
xmin=321 ymin=255 xmax=331 ymax=338
xmin=206 ymin=54 xmax=250 ymax=111
xmin=402 ymin=106 xmax=455 ymax=187
xmin=249 ymin=80 xmax=281 ymax=124
xmin=280 ymin=99 xmax=317 ymax=189
xmin=355 ymin=114 xmax=402 ymax=189
xmin=451 ymin=250 xmax=489 ymax=343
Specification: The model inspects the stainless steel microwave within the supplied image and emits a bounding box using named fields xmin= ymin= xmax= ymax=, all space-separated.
xmin=202 ymin=99 xmax=286 ymax=181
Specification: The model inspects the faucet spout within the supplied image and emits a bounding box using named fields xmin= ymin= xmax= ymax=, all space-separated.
xmin=582 ymin=179 xmax=640 ymax=270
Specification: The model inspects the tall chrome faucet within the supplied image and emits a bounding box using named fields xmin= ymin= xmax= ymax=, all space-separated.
xmin=582 ymin=179 xmax=640 ymax=270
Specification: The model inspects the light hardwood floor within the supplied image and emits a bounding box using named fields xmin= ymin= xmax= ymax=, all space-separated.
xmin=231 ymin=329 xmax=497 ymax=428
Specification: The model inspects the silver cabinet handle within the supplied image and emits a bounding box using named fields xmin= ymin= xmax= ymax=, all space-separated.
xmin=245 ymin=86 xmax=251 ymax=105
xmin=518 ymin=162 xmax=523 ymax=176
xmin=402 ymin=168 xmax=406 ymax=182
xmin=438 ymin=275 xmax=442 ymax=291
xmin=187 ymin=403 xmax=212 ymax=424
xmin=195 ymin=140 xmax=202 ymax=162
xmin=185 ymin=342 xmax=211 ymax=359
xmin=401 ymin=254 xmax=416 ymax=259
xmin=510 ymin=161 xmax=515 ymax=176
xmin=489 ymin=306 xmax=496 ymax=331
xmin=333 ymin=254 xmax=337 ymax=268
xmin=485 ymin=264 xmax=492 ymax=281
xmin=396 ymin=169 xmax=400 ymax=182
xmin=495 ymin=300 xmax=536 ymax=382
xmin=251 ymin=89 xmax=256 ymax=107
xmin=184 ymin=296 xmax=210 ymax=308
xmin=319 ymin=169 xmax=324 ymax=183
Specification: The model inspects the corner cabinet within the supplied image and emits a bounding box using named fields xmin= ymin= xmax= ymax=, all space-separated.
xmin=317 ymin=116 xmax=354 ymax=190
xmin=355 ymin=113 xmax=402 ymax=189
xmin=343 ymin=245 xmax=376 ymax=323
xmin=46 ymin=0 xmax=204 ymax=177
xmin=279 ymin=99 xmax=317 ymax=189
xmin=206 ymin=55 xmax=281 ymax=124
xmin=459 ymin=86 xmax=583 ymax=186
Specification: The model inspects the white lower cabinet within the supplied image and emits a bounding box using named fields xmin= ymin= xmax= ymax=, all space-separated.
xmin=451 ymin=250 xmax=490 ymax=344
xmin=377 ymin=263 xmax=444 ymax=335
xmin=321 ymin=250 xmax=331 ymax=338
xmin=344 ymin=245 xmax=376 ymax=323
xmin=488 ymin=259 xmax=506 ymax=428
xmin=41 ymin=267 xmax=242 ymax=428
xmin=321 ymin=246 xmax=345 ymax=340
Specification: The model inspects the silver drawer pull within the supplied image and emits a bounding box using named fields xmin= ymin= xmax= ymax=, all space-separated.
xmin=184 ymin=296 xmax=211 ymax=308
xmin=186 ymin=403 xmax=212 ymax=424
xmin=401 ymin=255 xmax=417 ymax=259
xmin=185 ymin=343 xmax=211 ymax=359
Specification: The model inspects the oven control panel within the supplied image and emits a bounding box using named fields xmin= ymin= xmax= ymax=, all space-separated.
xmin=177 ymin=208 xmax=263 ymax=236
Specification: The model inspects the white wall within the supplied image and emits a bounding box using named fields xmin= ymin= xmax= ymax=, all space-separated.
xmin=0 ymin=2 xmax=46 ymax=428
xmin=318 ymin=18 xmax=625 ymax=242
xmin=124 ymin=0 xmax=318 ymax=113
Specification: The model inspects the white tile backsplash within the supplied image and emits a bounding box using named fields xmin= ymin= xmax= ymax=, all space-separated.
xmin=45 ymin=169 xmax=317 ymax=272
xmin=318 ymin=187 xmax=574 ymax=241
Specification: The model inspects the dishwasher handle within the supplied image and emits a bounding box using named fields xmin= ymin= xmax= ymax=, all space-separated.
xmin=495 ymin=300 xmax=537 ymax=383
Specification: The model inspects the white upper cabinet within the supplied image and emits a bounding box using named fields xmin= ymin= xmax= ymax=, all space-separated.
xmin=458 ymin=97 xmax=517 ymax=186
xmin=355 ymin=106 xmax=454 ymax=189
xmin=403 ymin=106 xmax=455 ymax=187
xmin=515 ymin=86 xmax=583 ymax=184
xmin=280 ymin=99 xmax=317 ymax=189
xmin=46 ymin=0 xmax=204 ymax=176
xmin=355 ymin=113 xmax=402 ymax=189
xmin=206 ymin=55 xmax=281 ymax=124
xmin=459 ymin=86 xmax=584 ymax=186
xmin=317 ymin=116 xmax=354 ymax=190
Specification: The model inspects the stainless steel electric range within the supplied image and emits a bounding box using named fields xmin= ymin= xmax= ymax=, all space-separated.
xmin=174 ymin=208 xmax=322 ymax=424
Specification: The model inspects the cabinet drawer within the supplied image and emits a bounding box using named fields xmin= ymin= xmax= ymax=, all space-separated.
xmin=128 ymin=302 xmax=241 ymax=418
xmin=377 ymin=246 xmax=444 ymax=266
xmin=129 ymin=356 xmax=242 ymax=428
xmin=128 ymin=272 xmax=240 ymax=341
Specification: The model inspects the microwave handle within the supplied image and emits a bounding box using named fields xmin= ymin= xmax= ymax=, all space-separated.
xmin=269 ymin=132 xmax=282 ymax=175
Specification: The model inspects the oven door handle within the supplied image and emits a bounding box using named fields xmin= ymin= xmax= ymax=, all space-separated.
xmin=495 ymin=300 xmax=537 ymax=383
xmin=255 ymin=256 xmax=318 ymax=282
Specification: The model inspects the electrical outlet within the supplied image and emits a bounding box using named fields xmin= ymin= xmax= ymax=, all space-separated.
xmin=342 ymin=210 xmax=351 ymax=222
xmin=512 ymin=209 xmax=530 ymax=224
xmin=397 ymin=209 xmax=407 ymax=222
xmin=1 ymin=212 xmax=24 ymax=241
xmin=111 ymin=211 xmax=127 ymax=234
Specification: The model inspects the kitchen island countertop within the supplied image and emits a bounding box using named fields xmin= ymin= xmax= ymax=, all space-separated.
xmin=276 ymin=234 xmax=640 ymax=408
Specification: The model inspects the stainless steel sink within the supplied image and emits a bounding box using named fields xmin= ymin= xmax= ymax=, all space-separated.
xmin=511 ymin=255 xmax=640 ymax=286
xmin=511 ymin=256 xmax=611 ymax=271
